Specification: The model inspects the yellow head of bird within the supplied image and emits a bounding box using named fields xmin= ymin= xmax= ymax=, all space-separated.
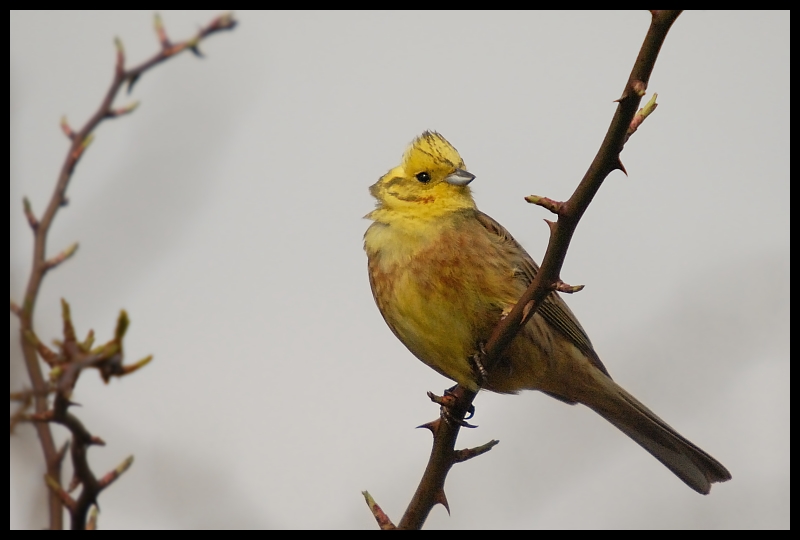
xmin=367 ymin=132 xmax=477 ymax=221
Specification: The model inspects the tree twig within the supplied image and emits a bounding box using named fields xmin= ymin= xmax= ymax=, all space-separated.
xmin=12 ymin=12 xmax=236 ymax=529
xmin=26 ymin=300 xmax=150 ymax=529
xmin=395 ymin=10 xmax=682 ymax=530
xmin=362 ymin=491 xmax=397 ymax=530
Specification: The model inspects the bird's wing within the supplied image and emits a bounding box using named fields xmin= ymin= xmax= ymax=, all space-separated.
xmin=475 ymin=211 xmax=610 ymax=377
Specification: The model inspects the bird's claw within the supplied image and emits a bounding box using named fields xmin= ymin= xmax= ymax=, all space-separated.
xmin=441 ymin=406 xmax=478 ymax=428
xmin=439 ymin=387 xmax=477 ymax=428
xmin=469 ymin=344 xmax=489 ymax=387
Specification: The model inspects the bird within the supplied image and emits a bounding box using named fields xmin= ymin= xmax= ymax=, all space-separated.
xmin=363 ymin=131 xmax=731 ymax=495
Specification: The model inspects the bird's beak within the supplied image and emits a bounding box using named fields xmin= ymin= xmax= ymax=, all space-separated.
xmin=444 ymin=169 xmax=475 ymax=186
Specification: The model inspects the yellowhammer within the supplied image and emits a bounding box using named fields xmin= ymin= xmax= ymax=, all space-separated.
xmin=363 ymin=131 xmax=731 ymax=494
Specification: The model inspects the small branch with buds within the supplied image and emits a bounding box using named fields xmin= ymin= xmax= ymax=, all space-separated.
xmin=22 ymin=299 xmax=150 ymax=529
xmin=11 ymin=13 xmax=236 ymax=529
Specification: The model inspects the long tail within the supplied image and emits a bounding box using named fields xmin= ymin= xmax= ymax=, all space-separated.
xmin=581 ymin=377 xmax=731 ymax=494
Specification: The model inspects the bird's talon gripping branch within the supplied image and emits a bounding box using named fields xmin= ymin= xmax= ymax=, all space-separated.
xmin=468 ymin=343 xmax=489 ymax=387
xmin=433 ymin=387 xmax=477 ymax=428
xmin=463 ymin=403 xmax=476 ymax=421
xmin=441 ymin=406 xmax=478 ymax=429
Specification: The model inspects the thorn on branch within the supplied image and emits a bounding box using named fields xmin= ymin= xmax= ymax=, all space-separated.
xmin=525 ymin=195 xmax=563 ymax=214
xmin=90 ymin=435 xmax=107 ymax=446
xmin=126 ymin=73 xmax=141 ymax=95
xmin=434 ymin=489 xmax=450 ymax=514
xmin=362 ymin=491 xmax=396 ymax=530
xmin=44 ymin=243 xmax=79 ymax=271
xmin=555 ymin=281 xmax=585 ymax=294
xmin=23 ymin=197 xmax=39 ymax=230
xmin=543 ymin=218 xmax=556 ymax=234
xmin=416 ymin=419 xmax=439 ymax=434
xmin=615 ymin=158 xmax=628 ymax=176
xmin=453 ymin=439 xmax=500 ymax=464
xmin=10 ymin=300 xmax=23 ymax=317
xmin=187 ymin=37 xmax=204 ymax=58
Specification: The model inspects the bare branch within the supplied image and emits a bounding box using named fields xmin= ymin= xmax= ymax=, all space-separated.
xmin=21 ymin=300 xmax=152 ymax=529
xmin=12 ymin=14 xmax=235 ymax=528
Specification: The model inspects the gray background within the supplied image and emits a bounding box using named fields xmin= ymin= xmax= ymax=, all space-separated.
xmin=10 ymin=11 xmax=789 ymax=529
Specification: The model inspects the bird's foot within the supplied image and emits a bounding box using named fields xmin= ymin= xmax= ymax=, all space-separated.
xmin=431 ymin=386 xmax=477 ymax=428
xmin=469 ymin=344 xmax=489 ymax=388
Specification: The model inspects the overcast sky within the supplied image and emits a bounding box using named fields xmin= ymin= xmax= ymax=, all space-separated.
xmin=10 ymin=11 xmax=789 ymax=529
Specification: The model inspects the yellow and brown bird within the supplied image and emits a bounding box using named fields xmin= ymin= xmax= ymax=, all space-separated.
xmin=363 ymin=131 xmax=731 ymax=494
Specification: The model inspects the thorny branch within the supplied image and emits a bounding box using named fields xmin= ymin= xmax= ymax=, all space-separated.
xmin=11 ymin=13 xmax=236 ymax=529
xmin=365 ymin=10 xmax=683 ymax=530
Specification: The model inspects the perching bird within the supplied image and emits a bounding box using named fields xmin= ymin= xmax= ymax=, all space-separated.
xmin=363 ymin=131 xmax=731 ymax=494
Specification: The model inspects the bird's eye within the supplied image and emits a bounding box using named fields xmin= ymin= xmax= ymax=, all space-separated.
xmin=415 ymin=172 xmax=431 ymax=183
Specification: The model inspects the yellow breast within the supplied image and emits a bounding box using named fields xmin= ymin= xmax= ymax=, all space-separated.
xmin=364 ymin=210 xmax=522 ymax=389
